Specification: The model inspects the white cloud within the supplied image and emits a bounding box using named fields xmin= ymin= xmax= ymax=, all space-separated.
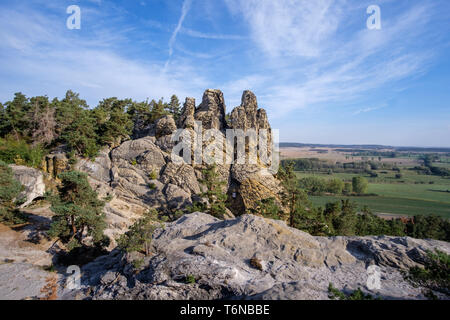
xmin=223 ymin=1 xmax=439 ymax=118
xmin=0 ymin=6 xmax=207 ymax=107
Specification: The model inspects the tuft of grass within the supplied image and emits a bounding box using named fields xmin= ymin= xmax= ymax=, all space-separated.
xmin=405 ymin=249 xmax=450 ymax=298
xmin=328 ymin=283 xmax=378 ymax=300
xmin=185 ymin=274 xmax=196 ymax=284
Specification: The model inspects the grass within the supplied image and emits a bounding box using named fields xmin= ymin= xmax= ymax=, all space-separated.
xmin=310 ymin=195 xmax=450 ymax=218
xmin=297 ymin=169 xmax=450 ymax=218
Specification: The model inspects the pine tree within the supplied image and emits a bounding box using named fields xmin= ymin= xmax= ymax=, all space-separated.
xmin=167 ymin=95 xmax=181 ymax=121
xmin=48 ymin=171 xmax=107 ymax=250
xmin=0 ymin=160 xmax=25 ymax=225
xmin=198 ymin=164 xmax=228 ymax=219
xmin=278 ymin=162 xmax=302 ymax=226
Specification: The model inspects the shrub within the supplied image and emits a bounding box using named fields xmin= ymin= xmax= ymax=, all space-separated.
xmin=0 ymin=160 xmax=27 ymax=225
xmin=352 ymin=176 xmax=368 ymax=194
xmin=117 ymin=209 xmax=161 ymax=255
xmin=328 ymin=283 xmax=377 ymax=300
xmin=48 ymin=171 xmax=107 ymax=251
xmin=0 ymin=137 xmax=45 ymax=168
xmin=405 ymin=250 xmax=450 ymax=297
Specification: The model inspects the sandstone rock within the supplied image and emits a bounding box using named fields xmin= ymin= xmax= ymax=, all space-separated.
xmin=75 ymin=213 xmax=450 ymax=300
xmin=194 ymin=89 xmax=227 ymax=130
xmin=160 ymin=162 xmax=201 ymax=195
xmin=76 ymin=148 xmax=111 ymax=183
xmin=43 ymin=153 xmax=70 ymax=178
xmin=164 ymin=184 xmax=193 ymax=211
xmin=155 ymin=115 xmax=177 ymax=138
xmin=10 ymin=165 xmax=46 ymax=208
xmin=178 ymin=97 xmax=196 ymax=129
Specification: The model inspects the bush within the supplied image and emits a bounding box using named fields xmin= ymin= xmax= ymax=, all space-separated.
xmin=0 ymin=137 xmax=45 ymax=168
xmin=352 ymin=176 xmax=368 ymax=194
xmin=0 ymin=160 xmax=27 ymax=225
xmin=405 ymin=250 xmax=450 ymax=297
xmin=117 ymin=209 xmax=161 ymax=255
xmin=48 ymin=171 xmax=107 ymax=250
xmin=328 ymin=283 xmax=377 ymax=300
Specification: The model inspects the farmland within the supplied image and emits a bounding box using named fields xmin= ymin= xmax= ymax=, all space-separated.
xmin=281 ymin=145 xmax=450 ymax=218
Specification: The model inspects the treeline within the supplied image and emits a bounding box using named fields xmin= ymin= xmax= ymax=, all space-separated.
xmin=281 ymin=158 xmax=397 ymax=174
xmin=0 ymin=91 xmax=182 ymax=164
xmin=412 ymin=154 xmax=450 ymax=177
xmin=258 ymin=162 xmax=450 ymax=242
xmin=298 ymin=176 xmax=369 ymax=195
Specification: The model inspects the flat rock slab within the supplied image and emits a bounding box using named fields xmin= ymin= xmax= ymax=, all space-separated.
xmin=0 ymin=263 xmax=54 ymax=300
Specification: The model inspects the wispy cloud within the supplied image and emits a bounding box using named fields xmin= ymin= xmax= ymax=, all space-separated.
xmin=180 ymin=27 xmax=246 ymax=40
xmin=0 ymin=4 xmax=207 ymax=107
xmin=222 ymin=0 xmax=441 ymax=118
xmin=165 ymin=0 xmax=192 ymax=70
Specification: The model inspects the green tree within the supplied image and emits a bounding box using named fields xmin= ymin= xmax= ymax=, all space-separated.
xmin=352 ymin=176 xmax=368 ymax=194
xmin=117 ymin=209 xmax=160 ymax=255
xmin=0 ymin=160 xmax=26 ymax=225
xmin=167 ymin=95 xmax=181 ymax=121
xmin=343 ymin=182 xmax=353 ymax=195
xmin=150 ymin=98 xmax=168 ymax=122
xmin=48 ymin=171 xmax=107 ymax=250
xmin=197 ymin=164 xmax=228 ymax=219
xmin=279 ymin=162 xmax=303 ymax=226
xmin=326 ymin=178 xmax=344 ymax=194
xmin=94 ymin=98 xmax=133 ymax=146
xmin=61 ymin=110 xmax=99 ymax=158
xmin=54 ymin=90 xmax=89 ymax=136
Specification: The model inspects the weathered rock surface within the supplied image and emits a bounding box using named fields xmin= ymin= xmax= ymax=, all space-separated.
xmin=74 ymin=213 xmax=450 ymax=300
xmin=194 ymin=89 xmax=227 ymax=131
xmin=10 ymin=165 xmax=46 ymax=208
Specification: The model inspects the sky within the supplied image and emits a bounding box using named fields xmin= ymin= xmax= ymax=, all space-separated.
xmin=0 ymin=0 xmax=449 ymax=147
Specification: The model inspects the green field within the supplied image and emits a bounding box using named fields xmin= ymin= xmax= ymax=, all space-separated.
xmin=296 ymin=170 xmax=450 ymax=218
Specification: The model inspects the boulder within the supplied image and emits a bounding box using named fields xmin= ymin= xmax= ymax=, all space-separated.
xmin=155 ymin=115 xmax=177 ymax=138
xmin=10 ymin=165 xmax=45 ymax=208
xmin=194 ymin=89 xmax=227 ymax=130
xmin=76 ymin=213 xmax=450 ymax=300
xmin=178 ymin=97 xmax=196 ymax=129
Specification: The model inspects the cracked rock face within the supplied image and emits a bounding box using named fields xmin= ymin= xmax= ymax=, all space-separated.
xmin=10 ymin=165 xmax=46 ymax=208
xmin=74 ymin=213 xmax=450 ymax=300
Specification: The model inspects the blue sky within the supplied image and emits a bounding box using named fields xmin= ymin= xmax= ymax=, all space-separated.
xmin=0 ymin=0 xmax=449 ymax=147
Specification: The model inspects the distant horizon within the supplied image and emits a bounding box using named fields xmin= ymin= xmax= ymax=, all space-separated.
xmin=279 ymin=142 xmax=450 ymax=150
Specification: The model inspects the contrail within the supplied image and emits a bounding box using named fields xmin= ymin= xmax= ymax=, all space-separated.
xmin=164 ymin=0 xmax=192 ymax=71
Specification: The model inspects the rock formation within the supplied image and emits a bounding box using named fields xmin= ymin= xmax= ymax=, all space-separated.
xmin=70 ymin=212 xmax=450 ymax=300
xmin=71 ymin=89 xmax=282 ymax=242
xmin=10 ymin=165 xmax=46 ymax=208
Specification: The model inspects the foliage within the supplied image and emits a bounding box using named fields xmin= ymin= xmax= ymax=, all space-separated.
xmin=196 ymin=164 xmax=228 ymax=219
xmin=405 ymin=250 xmax=450 ymax=297
xmin=251 ymin=198 xmax=283 ymax=220
xmin=185 ymin=274 xmax=196 ymax=284
xmin=0 ymin=160 xmax=26 ymax=225
xmin=328 ymin=283 xmax=377 ymax=300
xmin=0 ymin=136 xmax=45 ymax=168
xmin=167 ymin=95 xmax=182 ymax=121
xmin=48 ymin=171 xmax=107 ymax=251
xmin=405 ymin=215 xmax=450 ymax=242
xmin=117 ymin=209 xmax=161 ymax=255
xmin=352 ymin=176 xmax=369 ymax=194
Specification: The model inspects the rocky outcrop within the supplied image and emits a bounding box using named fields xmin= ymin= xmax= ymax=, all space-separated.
xmin=155 ymin=115 xmax=177 ymax=138
xmin=72 ymin=89 xmax=281 ymax=242
xmin=194 ymin=89 xmax=227 ymax=131
xmin=74 ymin=213 xmax=450 ymax=300
xmin=177 ymin=97 xmax=196 ymax=129
xmin=10 ymin=165 xmax=46 ymax=208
